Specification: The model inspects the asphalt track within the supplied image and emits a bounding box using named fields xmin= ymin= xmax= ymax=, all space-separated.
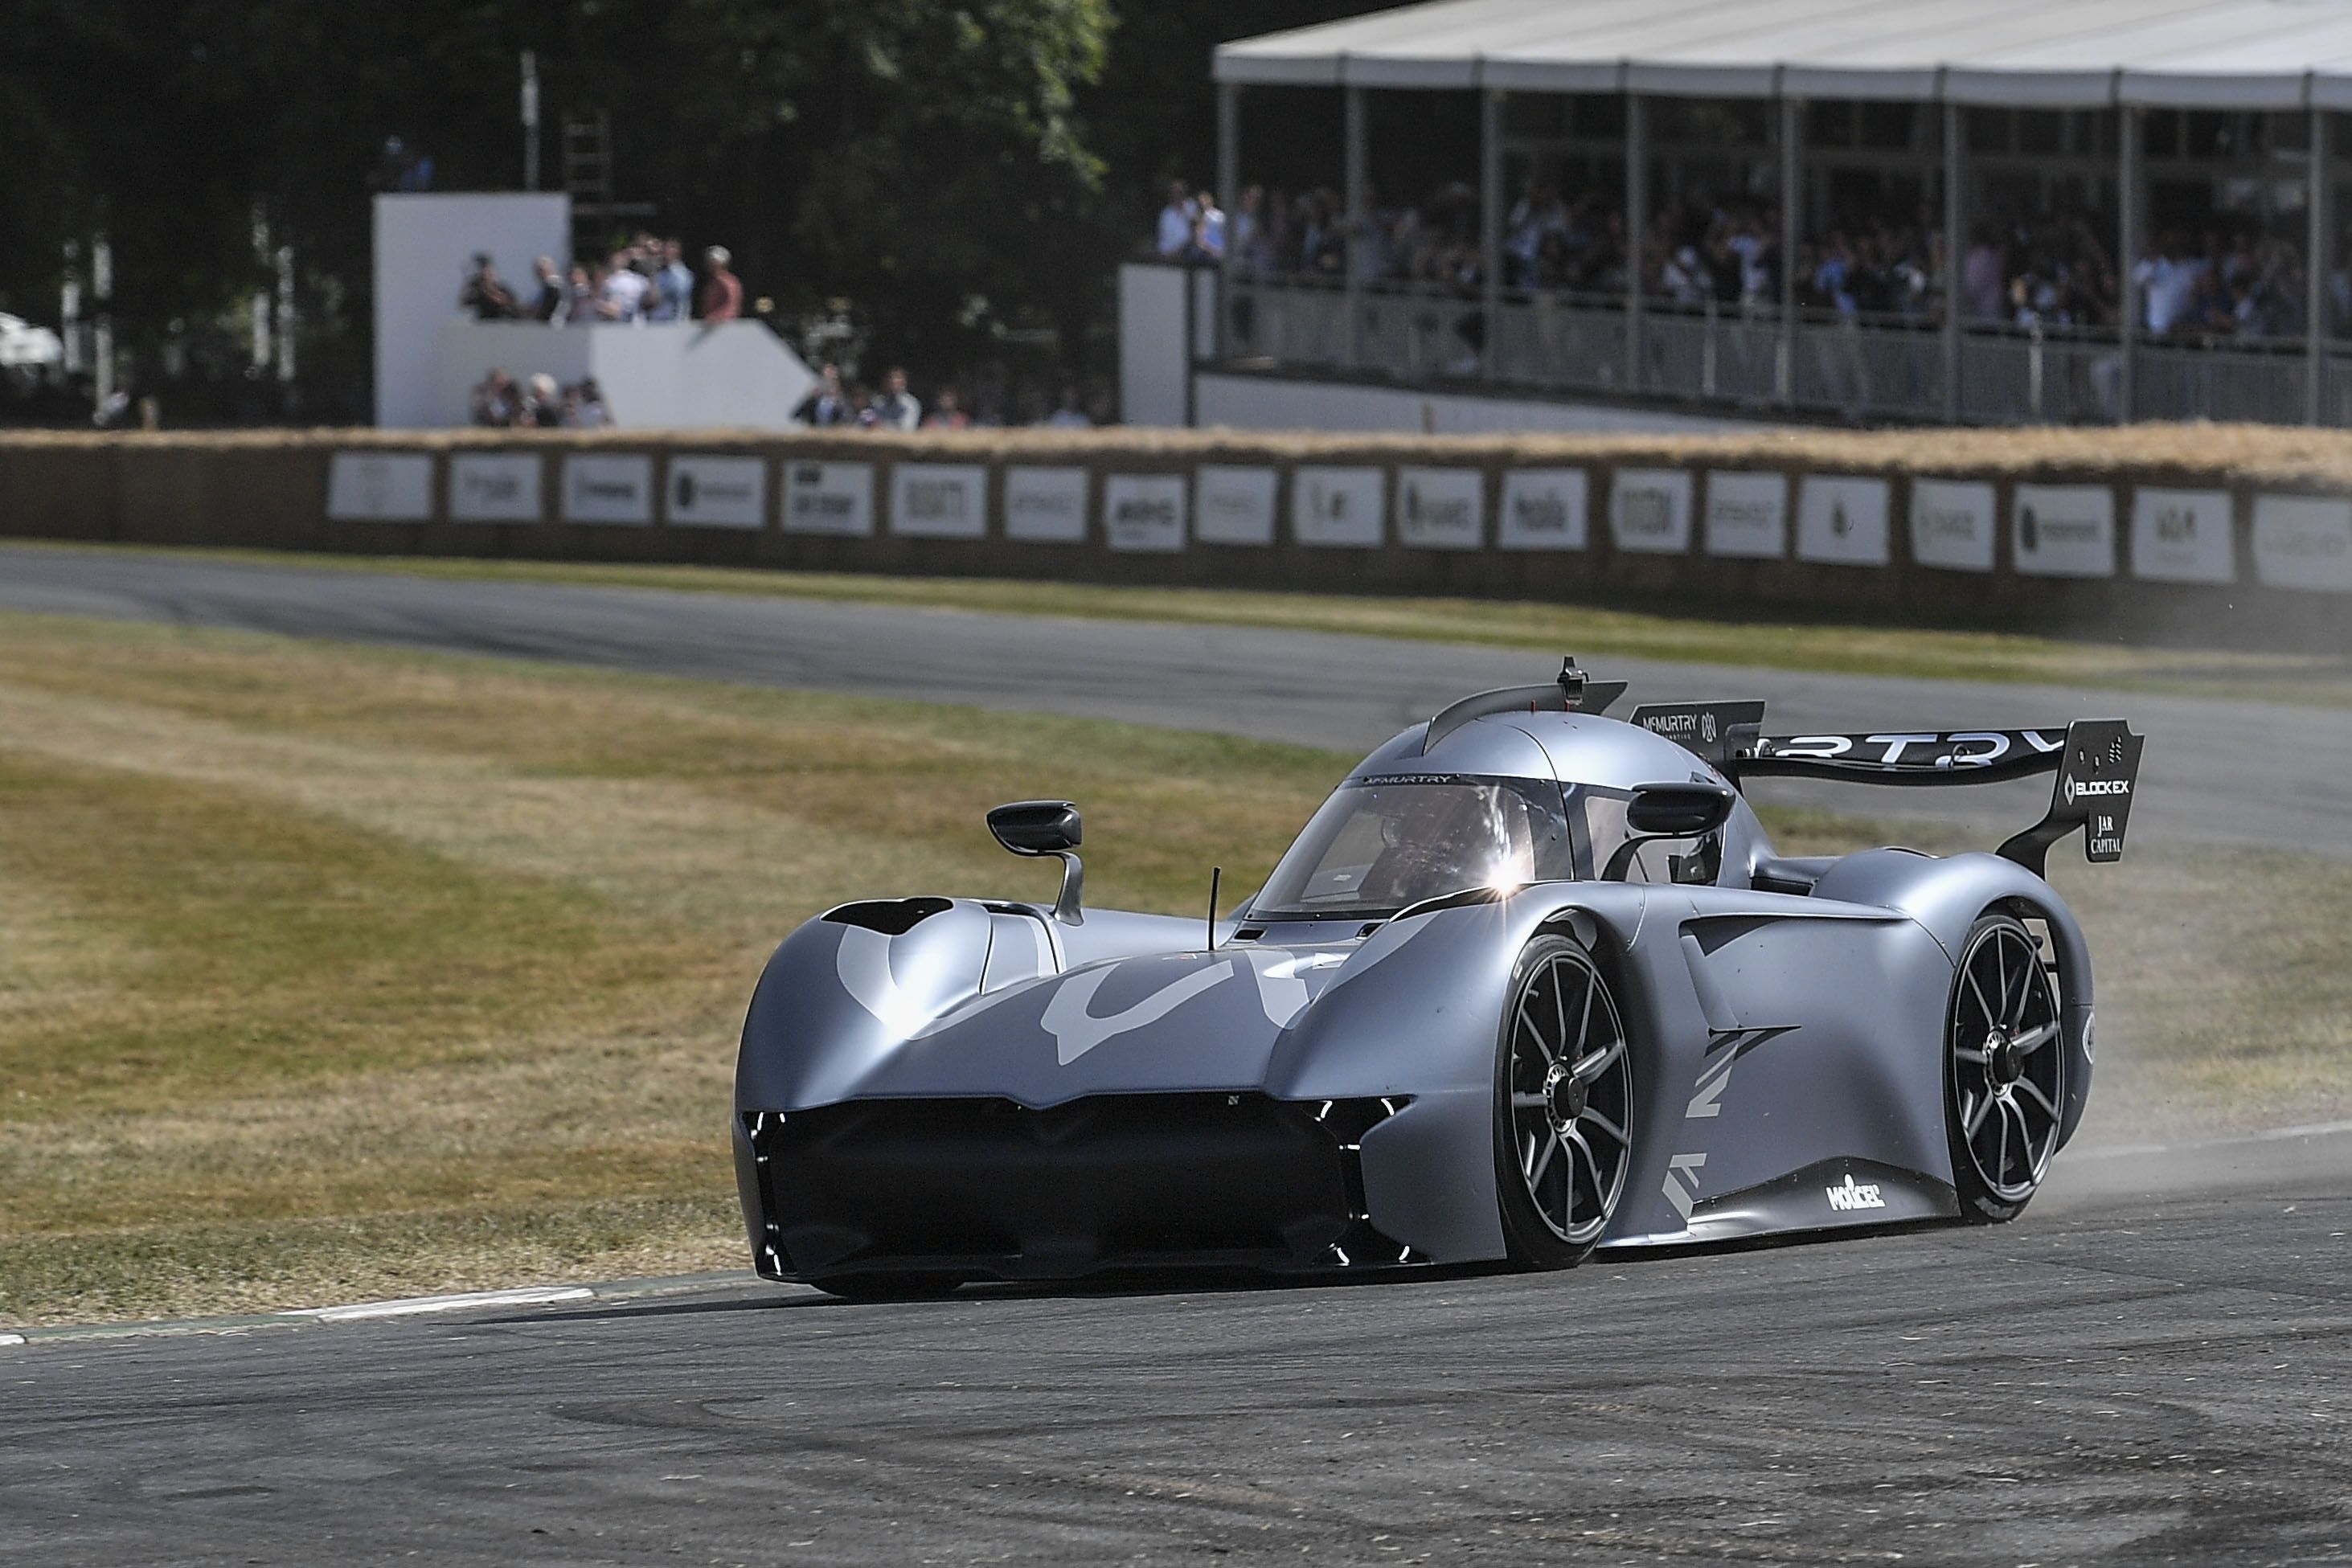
xmin=2 ymin=542 xmax=2348 ymax=856
xmin=4 ymin=1128 xmax=2348 ymax=1566
xmin=3 ymin=543 xmax=2350 ymax=1564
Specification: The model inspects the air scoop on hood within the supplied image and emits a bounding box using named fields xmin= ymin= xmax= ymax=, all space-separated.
xmin=840 ymin=943 xmax=1357 ymax=1107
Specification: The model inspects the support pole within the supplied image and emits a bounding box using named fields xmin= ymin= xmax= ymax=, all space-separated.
xmin=521 ymin=51 xmax=541 ymax=191
xmin=1626 ymin=92 xmax=1648 ymax=391
xmin=2118 ymin=105 xmax=2140 ymax=424
xmin=92 ymin=234 xmax=113 ymax=420
xmin=1780 ymin=97 xmax=1801 ymax=406
xmin=2309 ymin=104 xmax=2329 ymax=426
xmin=1481 ymin=87 xmax=1503 ymax=379
xmin=1944 ymin=100 xmax=1964 ymax=422
xmin=59 ymin=239 xmax=81 ymax=376
xmin=1345 ymin=84 xmax=1367 ymax=370
xmin=1216 ymin=80 xmax=1240 ymax=359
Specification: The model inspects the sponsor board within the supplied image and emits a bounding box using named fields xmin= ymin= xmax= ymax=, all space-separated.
xmin=1194 ymin=465 xmax=1277 ymax=547
xmin=2129 ymin=488 xmax=2232 ymax=584
xmin=1395 ymin=467 xmax=1485 ymax=551
xmin=665 ymin=456 xmax=766 ymax=530
xmin=1102 ymin=474 xmax=1187 ymax=553
xmin=447 ymin=453 xmax=543 ymax=522
xmin=2252 ymin=494 xmax=2352 ymax=592
xmin=326 ymin=452 xmax=433 ymax=522
xmin=2013 ymin=484 xmax=2116 ymax=578
xmin=1292 ymin=466 xmax=1384 ymax=548
xmin=1003 ymin=466 xmax=1088 ymax=543
xmin=1796 ymin=475 xmax=1891 ymax=566
xmin=563 ymin=454 xmax=654 ymax=525
xmin=1611 ymin=469 xmax=1692 ymax=555
xmin=1496 ymin=469 xmax=1588 ymax=551
xmin=1703 ymin=472 xmax=1786 ymax=560
xmin=891 ymin=463 xmax=988 ymax=539
xmin=782 ymin=461 xmax=875 ymax=536
xmin=1909 ymin=478 xmax=1997 ymax=572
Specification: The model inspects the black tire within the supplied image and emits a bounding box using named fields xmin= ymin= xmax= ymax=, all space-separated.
xmin=812 ymin=1272 xmax=967 ymax=1302
xmin=1944 ymin=911 xmax=2066 ymax=1225
xmin=1492 ymin=932 xmax=1635 ymax=1268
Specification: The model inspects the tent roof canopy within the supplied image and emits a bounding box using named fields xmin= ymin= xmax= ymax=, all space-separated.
xmin=1214 ymin=0 xmax=2352 ymax=111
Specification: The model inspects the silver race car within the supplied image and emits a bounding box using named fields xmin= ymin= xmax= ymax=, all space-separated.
xmin=734 ymin=661 xmax=2142 ymax=1298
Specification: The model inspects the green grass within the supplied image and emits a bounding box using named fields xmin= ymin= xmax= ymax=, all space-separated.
xmin=0 ymin=611 xmax=2344 ymax=1327
xmin=14 ymin=538 xmax=2352 ymax=709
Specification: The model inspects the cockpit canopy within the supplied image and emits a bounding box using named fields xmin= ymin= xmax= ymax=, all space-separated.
xmin=1244 ymin=711 xmax=1759 ymax=922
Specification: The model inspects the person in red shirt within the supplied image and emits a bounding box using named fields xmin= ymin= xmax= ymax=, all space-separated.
xmin=699 ymin=246 xmax=743 ymax=321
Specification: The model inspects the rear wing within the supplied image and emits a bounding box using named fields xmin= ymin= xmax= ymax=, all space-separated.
xmin=1630 ymin=702 xmax=2144 ymax=875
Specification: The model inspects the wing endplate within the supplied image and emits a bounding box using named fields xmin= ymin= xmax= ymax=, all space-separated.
xmin=1629 ymin=700 xmax=1768 ymax=770
xmin=1996 ymin=719 xmax=2146 ymax=875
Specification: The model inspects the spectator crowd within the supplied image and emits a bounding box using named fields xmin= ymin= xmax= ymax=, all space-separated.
xmin=789 ymin=364 xmax=1096 ymax=430
xmin=1159 ymin=171 xmax=2334 ymax=342
xmin=466 ymin=368 xmax=610 ymax=429
xmin=458 ymin=235 xmax=742 ymax=327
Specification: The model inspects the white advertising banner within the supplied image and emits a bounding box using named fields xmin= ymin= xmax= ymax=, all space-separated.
xmin=562 ymin=454 xmax=654 ymax=525
xmin=891 ymin=463 xmax=989 ymax=539
xmin=1909 ymin=479 xmax=1997 ymax=572
xmin=447 ymin=452 xmax=543 ymax=522
xmin=2130 ymin=488 xmax=2234 ymax=584
xmin=1610 ymin=469 xmax=1692 ymax=555
xmin=326 ymin=452 xmax=434 ymax=522
xmin=1293 ymin=466 xmax=1384 ymax=548
xmin=1194 ymin=465 xmax=1277 ymax=547
xmin=664 ymin=456 xmax=766 ymax=530
xmin=1395 ymin=467 xmax=1485 ymax=551
xmin=1496 ymin=469 xmax=1588 ymax=551
xmin=783 ymin=461 xmax=875 ymax=536
xmin=1003 ymin=466 xmax=1088 ymax=543
xmin=1797 ymin=476 xmax=1891 ymax=566
xmin=2014 ymin=484 xmax=2116 ymax=579
xmin=1703 ymin=472 xmax=1787 ymax=559
xmin=1103 ymin=474 xmax=1187 ymax=554
xmin=2252 ymin=494 xmax=2352 ymax=591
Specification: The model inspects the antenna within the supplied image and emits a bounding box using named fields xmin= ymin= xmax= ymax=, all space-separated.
xmin=1207 ymin=866 xmax=1223 ymax=952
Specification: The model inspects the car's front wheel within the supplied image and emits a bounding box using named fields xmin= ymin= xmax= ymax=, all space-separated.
xmin=1945 ymin=911 xmax=2066 ymax=1224
xmin=1492 ymin=932 xmax=1635 ymax=1268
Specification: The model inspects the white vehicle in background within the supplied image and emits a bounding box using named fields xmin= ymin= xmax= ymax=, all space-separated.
xmin=0 ymin=313 xmax=66 ymax=372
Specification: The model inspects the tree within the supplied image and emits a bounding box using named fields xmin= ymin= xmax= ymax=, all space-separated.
xmin=0 ymin=0 xmax=1357 ymax=419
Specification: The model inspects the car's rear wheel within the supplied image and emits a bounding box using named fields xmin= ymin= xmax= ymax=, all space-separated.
xmin=812 ymin=1272 xmax=966 ymax=1302
xmin=1492 ymin=932 xmax=1634 ymax=1268
xmin=1945 ymin=912 xmax=2065 ymax=1224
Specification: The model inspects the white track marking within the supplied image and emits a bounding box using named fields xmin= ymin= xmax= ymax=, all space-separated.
xmin=286 ymin=1286 xmax=592 ymax=1323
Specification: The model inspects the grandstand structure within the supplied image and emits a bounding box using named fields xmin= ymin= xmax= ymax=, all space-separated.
xmin=1208 ymin=0 xmax=2352 ymax=427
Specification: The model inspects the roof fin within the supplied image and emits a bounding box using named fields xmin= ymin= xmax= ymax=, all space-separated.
xmin=1420 ymin=657 xmax=1628 ymax=755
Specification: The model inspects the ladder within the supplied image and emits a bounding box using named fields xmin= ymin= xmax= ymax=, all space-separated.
xmin=562 ymin=114 xmax=655 ymax=255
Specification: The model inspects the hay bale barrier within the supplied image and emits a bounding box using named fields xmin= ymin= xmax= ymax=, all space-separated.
xmin=2 ymin=425 xmax=2348 ymax=649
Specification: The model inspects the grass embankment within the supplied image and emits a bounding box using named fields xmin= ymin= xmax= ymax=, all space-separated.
xmin=19 ymin=540 xmax=2352 ymax=710
xmin=0 ymin=614 xmax=2345 ymax=1327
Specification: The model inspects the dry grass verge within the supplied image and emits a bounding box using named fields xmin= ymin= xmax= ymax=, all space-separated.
xmin=0 ymin=614 xmax=2342 ymax=1326
xmin=14 ymin=421 xmax=2352 ymax=488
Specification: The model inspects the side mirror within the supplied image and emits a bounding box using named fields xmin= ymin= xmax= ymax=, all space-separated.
xmin=1624 ymin=781 xmax=1735 ymax=840
xmin=987 ymin=800 xmax=1082 ymax=857
xmin=987 ymin=800 xmax=1084 ymax=924
xmin=1604 ymin=782 xmax=1736 ymax=882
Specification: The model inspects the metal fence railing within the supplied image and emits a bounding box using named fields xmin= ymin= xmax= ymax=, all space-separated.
xmin=1219 ymin=276 xmax=2352 ymax=428
xmin=2136 ymin=341 xmax=2308 ymax=427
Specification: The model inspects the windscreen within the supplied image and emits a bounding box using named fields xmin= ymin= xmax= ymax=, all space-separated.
xmin=1249 ymin=776 xmax=1576 ymax=920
